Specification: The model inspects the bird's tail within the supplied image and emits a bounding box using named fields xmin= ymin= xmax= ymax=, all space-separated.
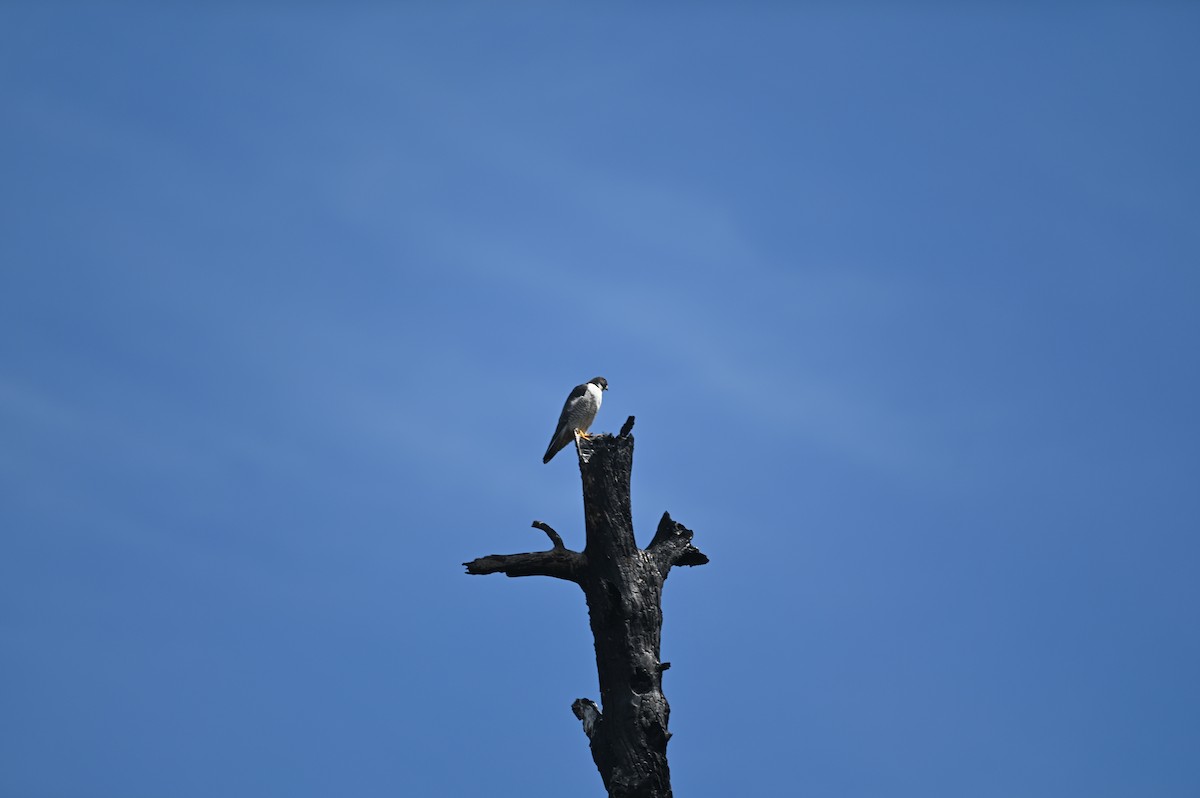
xmin=543 ymin=432 xmax=570 ymax=463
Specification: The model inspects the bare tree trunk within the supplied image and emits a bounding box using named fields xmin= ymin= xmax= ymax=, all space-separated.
xmin=465 ymin=417 xmax=707 ymax=798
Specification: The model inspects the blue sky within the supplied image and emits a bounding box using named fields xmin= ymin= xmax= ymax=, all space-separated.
xmin=2 ymin=4 xmax=1198 ymax=797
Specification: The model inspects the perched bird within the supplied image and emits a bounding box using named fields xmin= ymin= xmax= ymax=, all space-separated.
xmin=543 ymin=376 xmax=609 ymax=463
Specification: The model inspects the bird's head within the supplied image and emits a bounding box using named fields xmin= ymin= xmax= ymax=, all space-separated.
xmin=589 ymin=377 xmax=609 ymax=391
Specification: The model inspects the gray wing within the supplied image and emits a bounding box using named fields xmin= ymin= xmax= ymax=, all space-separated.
xmin=543 ymin=384 xmax=588 ymax=463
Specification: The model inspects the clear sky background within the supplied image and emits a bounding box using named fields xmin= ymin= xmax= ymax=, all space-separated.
xmin=2 ymin=4 xmax=1198 ymax=797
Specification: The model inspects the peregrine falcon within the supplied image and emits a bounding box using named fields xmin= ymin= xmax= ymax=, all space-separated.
xmin=543 ymin=377 xmax=608 ymax=463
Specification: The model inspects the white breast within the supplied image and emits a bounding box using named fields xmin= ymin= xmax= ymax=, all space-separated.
xmin=566 ymin=383 xmax=604 ymax=434
xmin=586 ymin=382 xmax=604 ymax=408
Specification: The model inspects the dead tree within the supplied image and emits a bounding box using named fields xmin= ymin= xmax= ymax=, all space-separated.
xmin=464 ymin=416 xmax=707 ymax=798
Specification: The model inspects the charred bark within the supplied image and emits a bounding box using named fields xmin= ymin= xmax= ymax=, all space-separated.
xmin=464 ymin=417 xmax=706 ymax=798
